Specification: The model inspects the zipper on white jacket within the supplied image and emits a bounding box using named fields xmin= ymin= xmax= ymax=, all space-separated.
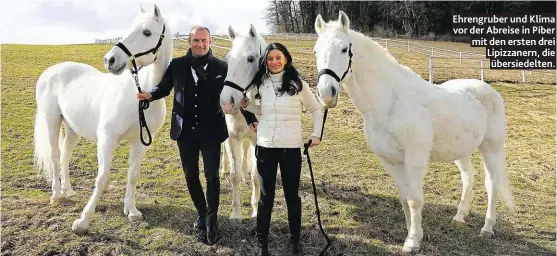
xmin=271 ymin=87 xmax=277 ymax=146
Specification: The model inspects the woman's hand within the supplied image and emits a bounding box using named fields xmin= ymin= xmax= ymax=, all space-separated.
xmin=240 ymin=96 xmax=249 ymax=108
xmin=249 ymin=122 xmax=259 ymax=132
xmin=308 ymin=136 xmax=321 ymax=147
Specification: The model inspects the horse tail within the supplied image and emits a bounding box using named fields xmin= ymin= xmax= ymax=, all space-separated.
xmin=497 ymin=155 xmax=516 ymax=214
xmin=475 ymin=81 xmax=516 ymax=214
xmin=33 ymin=72 xmax=63 ymax=181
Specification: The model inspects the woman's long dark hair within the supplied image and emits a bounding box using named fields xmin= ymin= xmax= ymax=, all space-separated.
xmin=251 ymin=42 xmax=303 ymax=99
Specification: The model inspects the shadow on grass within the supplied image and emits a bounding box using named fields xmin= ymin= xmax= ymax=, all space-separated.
xmin=298 ymin=179 xmax=555 ymax=256
xmin=141 ymin=201 xmax=391 ymax=256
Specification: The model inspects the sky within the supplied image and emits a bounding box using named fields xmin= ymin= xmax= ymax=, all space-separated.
xmin=0 ymin=0 xmax=270 ymax=45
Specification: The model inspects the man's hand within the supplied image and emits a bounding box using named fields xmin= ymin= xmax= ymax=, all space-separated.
xmin=249 ymin=122 xmax=258 ymax=132
xmin=137 ymin=91 xmax=152 ymax=100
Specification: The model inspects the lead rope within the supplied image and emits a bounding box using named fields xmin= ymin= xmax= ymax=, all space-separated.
xmin=302 ymin=108 xmax=330 ymax=255
xmin=131 ymin=70 xmax=152 ymax=146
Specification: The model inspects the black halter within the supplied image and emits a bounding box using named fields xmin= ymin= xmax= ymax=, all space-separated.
xmin=224 ymin=80 xmax=254 ymax=97
xmin=223 ymin=44 xmax=263 ymax=97
xmin=115 ymin=24 xmax=166 ymax=77
xmin=114 ymin=24 xmax=166 ymax=146
xmin=317 ymin=43 xmax=353 ymax=83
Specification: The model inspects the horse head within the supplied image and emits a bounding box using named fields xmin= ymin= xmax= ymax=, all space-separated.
xmin=104 ymin=4 xmax=167 ymax=75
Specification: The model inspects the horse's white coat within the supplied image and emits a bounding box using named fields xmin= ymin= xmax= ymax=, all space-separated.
xmin=219 ymin=25 xmax=267 ymax=219
xmin=313 ymin=11 xmax=515 ymax=253
xmin=33 ymin=5 xmax=172 ymax=234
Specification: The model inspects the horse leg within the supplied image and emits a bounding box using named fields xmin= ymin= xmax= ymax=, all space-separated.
xmin=380 ymin=159 xmax=410 ymax=234
xmin=46 ymin=115 xmax=63 ymax=203
xmin=72 ymin=135 xmax=116 ymax=235
xmin=60 ymin=123 xmax=80 ymax=197
xmin=478 ymin=146 xmax=504 ymax=238
xmin=452 ymin=155 xmax=475 ymax=224
xmin=124 ymin=141 xmax=148 ymax=222
xmin=241 ymin=138 xmax=250 ymax=181
xmin=402 ymin=150 xmax=428 ymax=253
xmin=221 ymin=140 xmax=230 ymax=175
xmin=248 ymin=141 xmax=259 ymax=218
xmin=226 ymin=137 xmax=243 ymax=219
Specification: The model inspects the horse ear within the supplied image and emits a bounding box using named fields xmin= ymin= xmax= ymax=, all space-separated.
xmin=139 ymin=5 xmax=146 ymax=13
xmin=314 ymin=14 xmax=325 ymax=35
xmin=249 ymin=24 xmax=257 ymax=39
xmin=228 ymin=25 xmax=236 ymax=40
xmin=153 ymin=4 xmax=161 ymax=19
xmin=338 ymin=10 xmax=350 ymax=31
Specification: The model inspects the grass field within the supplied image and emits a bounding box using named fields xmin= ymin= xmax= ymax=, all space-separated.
xmin=1 ymin=37 xmax=556 ymax=256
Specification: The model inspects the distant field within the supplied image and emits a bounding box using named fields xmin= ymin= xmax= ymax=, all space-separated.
xmin=2 ymin=37 xmax=555 ymax=256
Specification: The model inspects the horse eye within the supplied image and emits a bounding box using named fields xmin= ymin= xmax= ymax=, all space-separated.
xmin=247 ymin=56 xmax=255 ymax=63
xmin=342 ymin=47 xmax=348 ymax=53
xmin=143 ymin=30 xmax=152 ymax=37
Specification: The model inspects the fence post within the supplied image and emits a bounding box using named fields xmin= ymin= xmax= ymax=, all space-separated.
xmin=428 ymin=55 xmax=433 ymax=83
xmin=407 ymin=40 xmax=410 ymax=52
xmin=385 ymin=38 xmax=388 ymax=50
xmin=480 ymin=59 xmax=485 ymax=81
xmin=431 ymin=47 xmax=434 ymax=56
xmin=522 ymin=70 xmax=526 ymax=83
xmin=459 ymin=52 xmax=462 ymax=64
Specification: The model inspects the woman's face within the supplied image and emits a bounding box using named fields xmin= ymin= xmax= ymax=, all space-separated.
xmin=266 ymin=49 xmax=287 ymax=74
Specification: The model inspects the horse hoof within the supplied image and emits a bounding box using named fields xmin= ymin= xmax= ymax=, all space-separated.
xmin=50 ymin=193 xmax=62 ymax=204
xmin=402 ymin=245 xmax=420 ymax=254
xmin=451 ymin=218 xmax=466 ymax=226
xmin=128 ymin=213 xmax=143 ymax=222
xmin=229 ymin=214 xmax=242 ymax=220
xmin=72 ymin=219 xmax=88 ymax=235
xmin=480 ymin=230 xmax=494 ymax=239
xmin=62 ymin=189 xmax=77 ymax=197
xmin=402 ymin=239 xmax=420 ymax=254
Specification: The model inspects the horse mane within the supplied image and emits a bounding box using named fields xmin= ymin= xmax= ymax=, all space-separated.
xmin=340 ymin=25 xmax=427 ymax=86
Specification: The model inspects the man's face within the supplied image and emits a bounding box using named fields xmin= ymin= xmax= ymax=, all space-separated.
xmin=189 ymin=29 xmax=211 ymax=57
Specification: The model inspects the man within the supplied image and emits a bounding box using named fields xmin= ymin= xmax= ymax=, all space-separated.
xmin=137 ymin=25 xmax=257 ymax=245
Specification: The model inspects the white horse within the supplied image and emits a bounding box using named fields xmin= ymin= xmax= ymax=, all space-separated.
xmin=219 ymin=25 xmax=267 ymax=219
xmin=313 ymin=11 xmax=515 ymax=253
xmin=33 ymin=4 xmax=172 ymax=235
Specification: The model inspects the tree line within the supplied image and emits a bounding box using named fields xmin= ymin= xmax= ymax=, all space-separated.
xmin=264 ymin=1 xmax=556 ymax=40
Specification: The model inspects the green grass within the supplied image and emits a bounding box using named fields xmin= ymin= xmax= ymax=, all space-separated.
xmin=1 ymin=40 xmax=555 ymax=256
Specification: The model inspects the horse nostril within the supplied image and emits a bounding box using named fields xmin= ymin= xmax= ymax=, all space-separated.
xmin=108 ymin=57 xmax=115 ymax=66
xmin=331 ymin=86 xmax=337 ymax=97
xmin=230 ymin=96 xmax=235 ymax=105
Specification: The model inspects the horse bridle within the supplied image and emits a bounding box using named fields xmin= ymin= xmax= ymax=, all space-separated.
xmin=223 ymin=44 xmax=263 ymax=98
xmin=317 ymin=42 xmax=353 ymax=83
xmin=114 ymin=23 xmax=166 ymax=147
xmin=115 ymin=24 xmax=166 ymax=77
xmin=223 ymin=80 xmax=254 ymax=98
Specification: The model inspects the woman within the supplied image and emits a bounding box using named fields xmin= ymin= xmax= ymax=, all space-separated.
xmin=241 ymin=42 xmax=323 ymax=256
